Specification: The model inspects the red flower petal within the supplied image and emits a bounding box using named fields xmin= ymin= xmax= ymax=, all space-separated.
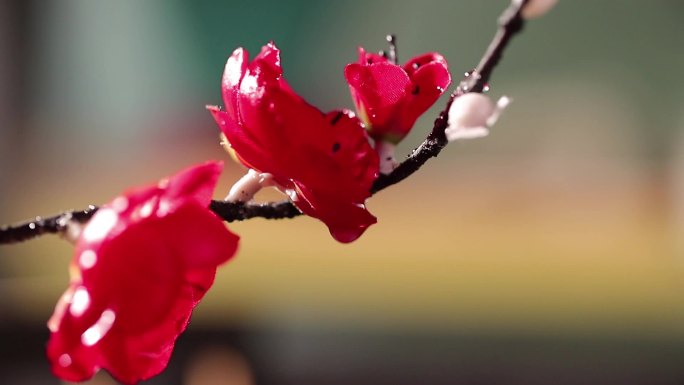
xmin=357 ymin=46 xmax=387 ymax=65
xmin=211 ymin=43 xmax=379 ymax=243
xmin=398 ymin=60 xmax=451 ymax=133
xmin=222 ymin=48 xmax=247 ymax=121
xmin=47 ymin=161 xmax=239 ymax=384
xmin=402 ymin=52 xmax=448 ymax=78
xmin=208 ymin=107 xmax=284 ymax=177
xmin=165 ymin=204 xmax=239 ymax=269
xmin=160 ymin=160 xmax=224 ymax=209
xmin=345 ymin=48 xmax=451 ymax=143
xmin=345 ymin=62 xmax=410 ymax=133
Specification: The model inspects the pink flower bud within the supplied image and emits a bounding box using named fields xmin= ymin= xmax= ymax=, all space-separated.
xmin=516 ymin=0 xmax=558 ymax=19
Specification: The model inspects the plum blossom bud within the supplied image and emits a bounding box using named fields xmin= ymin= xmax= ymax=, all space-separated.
xmin=515 ymin=0 xmax=558 ymax=19
xmin=445 ymin=93 xmax=510 ymax=142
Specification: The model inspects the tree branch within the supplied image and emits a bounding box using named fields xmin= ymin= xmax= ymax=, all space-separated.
xmin=0 ymin=206 xmax=99 ymax=244
xmin=373 ymin=0 xmax=527 ymax=192
xmin=0 ymin=0 xmax=528 ymax=245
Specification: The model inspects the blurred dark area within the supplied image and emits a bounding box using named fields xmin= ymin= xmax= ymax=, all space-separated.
xmin=2 ymin=324 xmax=684 ymax=385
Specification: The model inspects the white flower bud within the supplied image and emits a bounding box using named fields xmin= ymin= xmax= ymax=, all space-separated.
xmin=445 ymin=93 xmax=510 ymax=143
xmin=515 ymin=0 xmax=558 ymax=19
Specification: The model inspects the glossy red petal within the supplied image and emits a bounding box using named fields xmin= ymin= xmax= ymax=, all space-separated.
xmin=161 ymin=160 xmax=224 ymax=209
xmin=283 ymin=110 xmax=379 ymax=243
xmin=48 ymin=162 xmax=239 ymax=384
xmin=292 ymin=181 xmax=377 ymax=243
xmin=222 ymin=47 xmax=248 ymax=121
xmin=213 ymin=42 xmax=379 ymax=242
xmin=345 ymin=62 xmax=410 ymax=135
xmin=398 ymin=60 xmax=451 ymax=133
xmin=318 ymin=110 xmax=379 ymax=200
xmin=164 ymin=203 xmax=239 ymax=269
xmin=345 ymin=49 xmax=451 ymax=143
xmin=255 ymin=41 xmax=282 ymax=73
xmin=402 ymin=52 xmax=448 ymax=78
xmin=98 ymin=255 xmax=221 ymax=384
xmin=47 ymin=283 xmax=99 ymax=382
xmin=81 ymin=218 xmax=184 ymax=334
xmin=237 ymin=82 xmax=378 ymax=204
xmin=357 ymin=46 xmax=387 ymax=65
xmin=208 ymin=106 xmax=286 ymax=176
xmin=48 ymin=218 xmax=184 ymax=384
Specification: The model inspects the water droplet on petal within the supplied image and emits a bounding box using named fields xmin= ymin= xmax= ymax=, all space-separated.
xmin=240 ymin=76 xmax=259 ymax=94
xmin=285 ymin=189 xmax=298 ymax=201
xmin=82 ymin=209 xmax=118 ymax=242
xmin=157 ymin=199 xmax=171 ymax=216
xmin=81 ymin=309 xmax=116 ymax=347
xmin=58 ymin=354 xmax=72 ymax=367
xmin=28 ymin=223 xmax=36 ymax=230
xmin=139 ymin=197 xmax=158 ymax=218
xmin=69 ymin=287 xmax=90 ymax=317
xmin=111 ymin=196 xmax=128 ymax=212
xmin=79 ymin=250 xmax=97 ymax=269
xmin=81 ymin=328 xmax=99 ymax=346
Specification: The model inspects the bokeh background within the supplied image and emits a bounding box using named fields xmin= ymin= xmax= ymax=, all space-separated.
xmin=2 ymin=0 xmax=684 ymax=384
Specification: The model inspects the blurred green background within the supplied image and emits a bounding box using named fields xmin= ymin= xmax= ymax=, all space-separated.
xmin=1 ymin=0 xmax=684 ymax=384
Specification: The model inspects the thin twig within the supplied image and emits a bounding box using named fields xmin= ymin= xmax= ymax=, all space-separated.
xmin=0 ymin=206 xmax=98 ymax=244
xmin=0 ymin=0 xmax=528 ymax=245
xmin=374 ymin=0 xmax=527 ymax=192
